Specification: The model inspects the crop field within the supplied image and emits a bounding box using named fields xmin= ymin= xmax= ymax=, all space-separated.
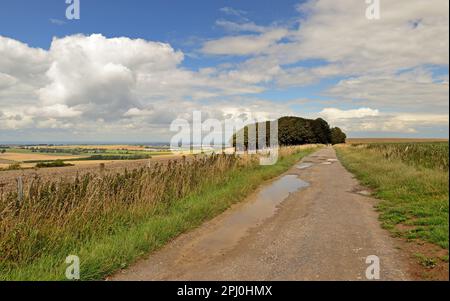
xmin=346 ymin=138 xmax=449 ymax=144
xmin=0 ymin=152 xmax=87 ymax=162
xmin=0 ymin=145 xmax=174 ymax=172
xmin=336 ymin=142 xmax=449 ymax=262
xmin=0 ymin=145 xmax=319 ymax=280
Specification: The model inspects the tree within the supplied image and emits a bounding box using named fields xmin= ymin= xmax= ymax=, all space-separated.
xmin=232 ymin=116 xmax=346 ymax=148
xmin=330 ymin=127 xmax=347 ymax=145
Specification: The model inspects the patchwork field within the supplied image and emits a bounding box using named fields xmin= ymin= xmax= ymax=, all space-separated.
xmin=0 ymin=152 xmax=87 ymax=162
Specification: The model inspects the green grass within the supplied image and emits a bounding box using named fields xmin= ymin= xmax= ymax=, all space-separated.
xmin=6 ymin=148 xmax=79 ymax=157
xmin=336 ymin=144 xmax=449 ymax=250
xmin=1 ymin=146 xmax=318 ymax=280
xmin=363 ymin=142 xmax=448 ymax=171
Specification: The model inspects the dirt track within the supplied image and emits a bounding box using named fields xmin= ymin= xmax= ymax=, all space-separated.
xmin=112 ymin=147 xmax=411 ymax=281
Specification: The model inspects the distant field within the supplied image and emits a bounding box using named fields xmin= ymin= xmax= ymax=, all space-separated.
xmin=0 ymin=152 xmax=87 ymax=162
xmin=30 ymin=144 xmax=149 ymax=150
xmin=0 ymin=145 xmax=174 ymax=171
xmin=347 ymin=138 xmax=448 ymax=144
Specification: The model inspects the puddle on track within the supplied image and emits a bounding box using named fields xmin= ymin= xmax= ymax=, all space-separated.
xmin=297 ymin=162 xmax=314 ymax=169
xmin=191 ymin=175 xmax=310 ymax=254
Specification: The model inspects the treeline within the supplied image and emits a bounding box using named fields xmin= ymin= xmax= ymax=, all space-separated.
xmin=233 ymin=116 xmax=346 ymax=148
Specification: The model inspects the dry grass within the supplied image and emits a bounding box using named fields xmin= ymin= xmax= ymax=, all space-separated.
xmin=347 ymin=138 xmax=448 ymax=144
xmin=0 ymin=145 xmax=319 ymax=280
xmin=336 ymin=143 xmax=449 ymax=249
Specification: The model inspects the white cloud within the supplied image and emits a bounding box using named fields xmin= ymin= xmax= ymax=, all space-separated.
xmin=49 ymin=18 xmax=67 ymax=26
xmin=319 ymin=108 xmax=380 ymax=121
xmin=327 ymin=69 xmax=449 ymax=112
xmin=1 ymin=0 xmax=448 ymax=140
xmin=202 ymin=29 xmax=288 ymax=56
xmin=215 ymin=20 xmax=267 ymax=33
xmin=318 ymin=107 xmax=448 ymax=134
xmin=26 ymin=104 xmax=82 ymax=118
xmin=0 ymin=73 xmax=17 ymax=89
xmin=219 ymin=7 xmax=247 ymax=18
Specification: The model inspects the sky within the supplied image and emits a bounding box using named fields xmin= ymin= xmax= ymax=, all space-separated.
xmin=0 ymin=0 xmax=449 ymax=143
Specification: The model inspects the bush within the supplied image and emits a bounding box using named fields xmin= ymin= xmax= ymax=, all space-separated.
xmin=36 ymin=160 xmax=74 ymax=168
xmin=7 ymin=163 xmax=21 ymax=170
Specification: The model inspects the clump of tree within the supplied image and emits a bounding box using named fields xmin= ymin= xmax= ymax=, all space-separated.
xmin=36 ymin=160 xmax=74 ymax=168
xmin=232 ymin=116 xmax=346 ymax=148
xmin=330 ymin=127 xmax=347 ymax=145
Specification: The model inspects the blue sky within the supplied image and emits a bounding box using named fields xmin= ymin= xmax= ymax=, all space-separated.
xmin=0 ymin=0 xmax=301 ymax=54
xmin=0 ymin=0 xmax=448 ymax=142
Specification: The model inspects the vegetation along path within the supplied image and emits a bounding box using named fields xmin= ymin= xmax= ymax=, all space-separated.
xmin=112 ymin=146 xmax=411 ymax=280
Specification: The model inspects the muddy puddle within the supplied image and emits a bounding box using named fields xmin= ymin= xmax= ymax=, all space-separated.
xmin=187 ymin=175 xmax=310 ymax=255
xmin=297 ymin=162 xmax=314 ymax=169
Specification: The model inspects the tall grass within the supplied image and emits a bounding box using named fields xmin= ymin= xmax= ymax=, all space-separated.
xmin=354 ymin=142 xmax=448 ymax=171
xmin=0 ymin=145 xmax=318 ymax=280
xmin=336 ymin=143 xmax=449 ymax=249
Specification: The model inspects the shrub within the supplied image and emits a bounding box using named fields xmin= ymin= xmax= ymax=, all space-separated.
xmin=36 ymin=160 xmax=74 ymax=168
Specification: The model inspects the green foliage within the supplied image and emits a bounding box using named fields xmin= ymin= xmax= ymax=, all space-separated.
xmin=336 ymin=143 xmax=449 ymax=250
xmin=74 ymin=154 xmax=152 ymax=161
xmin=233 ymin=116 xmax=342 ymax=148
xmin=36 ymin=160 xmax=74 ymax=168
xmin=7 ymin=163 xmax=21 ymax=170
xmin=330 ymin=127 xmax=347 ymax=145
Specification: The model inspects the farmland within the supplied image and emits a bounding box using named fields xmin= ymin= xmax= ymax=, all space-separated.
xmin=346 ymin=138 xmax=449 ymax=144
xmin=0 ymin=145 xmax=320 ymax=280
xmin=336 ymin=142 xmax=449 ymax=276
xmin=0 ymin=144 xmax=173 ymax=172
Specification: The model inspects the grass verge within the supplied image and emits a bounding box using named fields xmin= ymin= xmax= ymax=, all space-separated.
xmin=2 ymin=146 xmax=319 ymax=280
xmin=335 ymin=145 xmax=448 ymax=250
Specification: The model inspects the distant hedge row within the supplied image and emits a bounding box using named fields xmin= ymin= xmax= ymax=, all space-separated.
xmin=233 ymin=116 xmax=346 ymax=148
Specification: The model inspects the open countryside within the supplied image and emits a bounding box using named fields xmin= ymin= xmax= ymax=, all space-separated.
xmin=0 ymin=0 xmax=448 ymax=286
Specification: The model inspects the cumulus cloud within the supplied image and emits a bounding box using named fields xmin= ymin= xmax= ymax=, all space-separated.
xmin=1 ymin=0 xmax=448 ymax=140
xmin=0 ymin=33 xmax=293 ymax=140
xmin=200 ymin=0 xmax=449 ymax=136
xmin=319 ymin=108 xmax=380 ymax=121
xmin=318 ymin=107 xmax=448 ymax=134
